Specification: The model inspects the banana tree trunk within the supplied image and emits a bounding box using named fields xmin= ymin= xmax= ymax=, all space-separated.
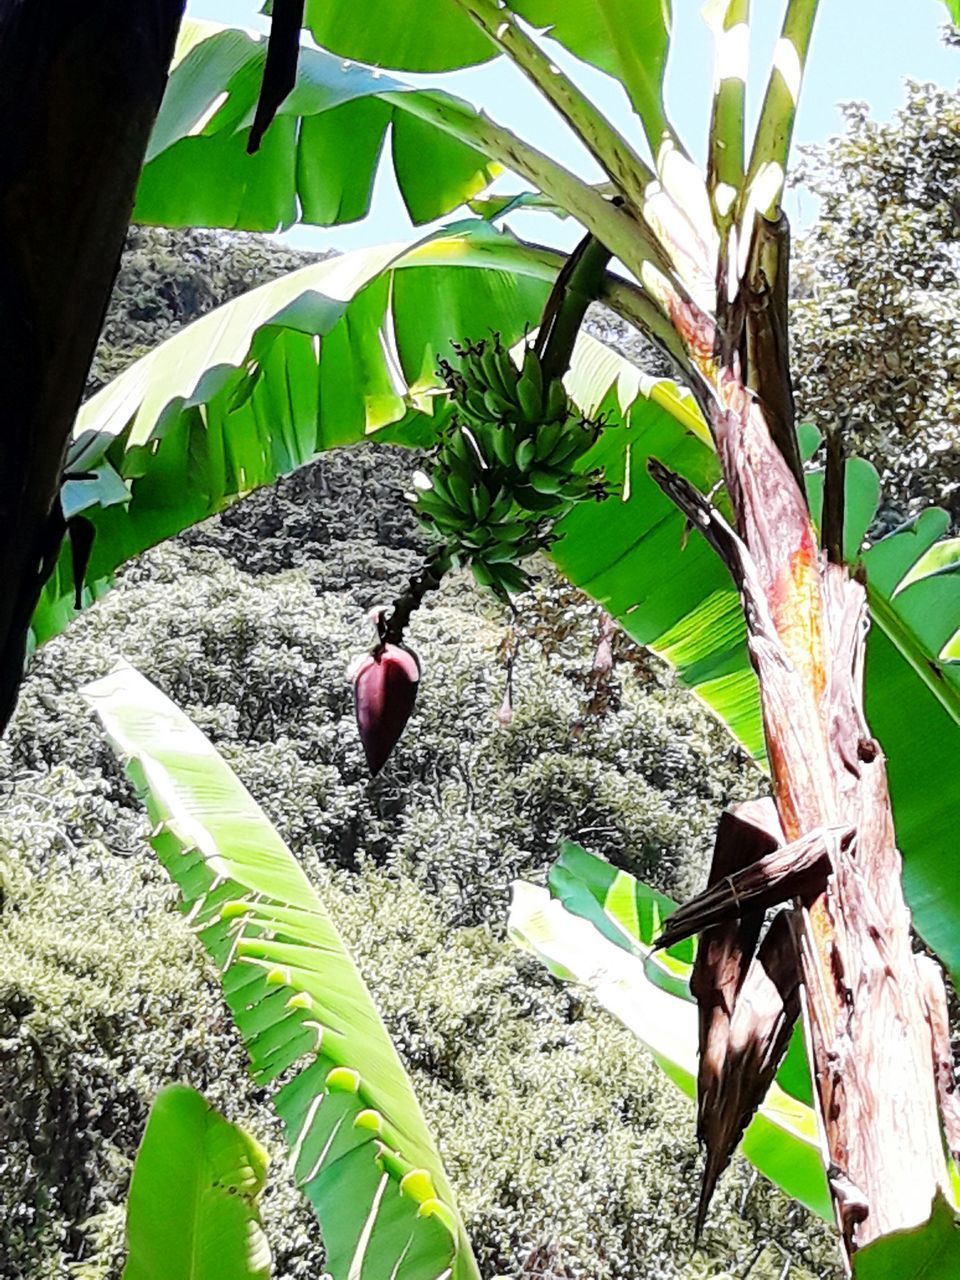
xmin=653 ymin=213 xmax=953 ymax=1262
xmin=0 ymin=0 xmax=185 ymax=730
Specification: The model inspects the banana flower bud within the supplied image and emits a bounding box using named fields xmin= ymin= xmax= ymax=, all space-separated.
xmin=349 ymin=642 xmax=420 ymax=776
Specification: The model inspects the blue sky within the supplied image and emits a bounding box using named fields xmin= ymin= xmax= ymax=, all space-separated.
xmin=184 ymin=1 xmax=957 ymax=254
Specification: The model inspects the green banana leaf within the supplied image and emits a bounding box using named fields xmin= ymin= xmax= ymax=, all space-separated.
xmin=852 ymin=1195 xmax=960 ymax=1279
xmin=138 ymin=21 xmax=498 ymax=232
xmin=45 ymin=224 xmax=960 ymax=983
xmin=123 ymin=1084 xmax=271 ymax=1280
xmin=291 ymin=0 xmax=496 ymax=73
xmin=270 ymin=0 xmax=672 ymax=145
xmin=39 ymin=223 xmax=554 ymax=647
xmin=508 ymin=842 xmax=832 ymax=1221
xmin=85 ymin=664 xmax=479 ymax=1280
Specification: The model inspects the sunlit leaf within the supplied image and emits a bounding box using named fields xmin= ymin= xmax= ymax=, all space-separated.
xmin=87 ymin=665 xmax=479 ymax=1280
xmin=139 ymin=21 xmax=498 ymax=231
xmin=277 ymin=0 xmax=496 ymax=73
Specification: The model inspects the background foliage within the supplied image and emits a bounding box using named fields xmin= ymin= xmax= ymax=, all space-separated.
xmin=791 ymin=78 xmax=960 ymax=530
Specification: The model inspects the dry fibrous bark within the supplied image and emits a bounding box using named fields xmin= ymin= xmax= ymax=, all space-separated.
xmin=0 ymin=0 xmax=186 ymax=731
xmin=650 ymin=210 xmax=957 ymax=1263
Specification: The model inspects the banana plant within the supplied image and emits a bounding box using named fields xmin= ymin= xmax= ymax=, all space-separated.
xmin=123 ymin=1084 xmax=271 ymax=1280
xmin=20 ymin=1 xmax=960 ymax=1269
xmin=84 ymin=662 xmax=479 ymax=1280
xmin=162 ymin=4 xmax=953 ymax=1262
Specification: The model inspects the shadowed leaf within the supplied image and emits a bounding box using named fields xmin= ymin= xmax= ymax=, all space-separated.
xmin=86 ymin=664 xmax=479 ymax=1280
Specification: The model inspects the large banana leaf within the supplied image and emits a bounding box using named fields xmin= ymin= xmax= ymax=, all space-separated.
xmin=508 ymin=842 xmax=831 ymax=1221
xmin=278 ymin=0 xmax=672 ymax=144
xmin=85 ymin=664 xmax=479 ymax=1280
xmin=293 ymin=0 xmax=496 ymax=73
xmin=137 ymin=21 xmax=498 ymax=232
xmin=123 ymin=1084 xmax=271 ymax=1280
xmin=46 ymin=226 xmax=960 ymax=982
xmin=39 ymin=224 xmax=553 ymax=647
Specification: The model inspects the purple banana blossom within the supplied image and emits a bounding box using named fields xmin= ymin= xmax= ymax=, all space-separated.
xmin=350 ymin=642 xmax=420 ymax=776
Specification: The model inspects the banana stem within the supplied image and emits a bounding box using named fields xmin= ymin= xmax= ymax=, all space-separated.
xmin=535 ymin=232 xmax=614 ymax=387
xmin=452 ymin=0 xmax=655 ymax=206
xmin=743 ymin=0 xmax=819 ymax=218
xmin=705 ymin=0 xmax=749 ymax=223
xmin=379 ymin=546 xmax=453 ymax=647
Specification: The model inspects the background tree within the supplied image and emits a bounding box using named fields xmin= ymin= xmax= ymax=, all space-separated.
xmin=791 ymin=74 xmax=960 ymax=529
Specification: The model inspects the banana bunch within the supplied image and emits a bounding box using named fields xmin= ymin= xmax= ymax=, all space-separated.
xmin=443 ymin=336 xmax=569 ymax=428
xmin=411 ymin=336 xmax=607 ymax=600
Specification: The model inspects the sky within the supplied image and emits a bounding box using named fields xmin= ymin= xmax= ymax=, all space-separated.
xmin=184 ymin=0 xmax=958 ymax=255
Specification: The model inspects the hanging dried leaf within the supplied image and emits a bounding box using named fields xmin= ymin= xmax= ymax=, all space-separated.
xmin=689 ymin=799 xmax=783 ymax=1152
xmin=656 ymin=823 xmax=842 ymax=950
xmin=696 ymin=909 xmax=802 ymax=1235
xmin=248 ymin=0 xmax=305 ymax=154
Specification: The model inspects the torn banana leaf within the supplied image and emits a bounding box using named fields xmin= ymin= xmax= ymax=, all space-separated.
xmin=85 ymin=663 xmax=479 ymax=1280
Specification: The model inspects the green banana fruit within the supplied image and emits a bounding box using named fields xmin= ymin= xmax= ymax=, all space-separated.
xmin=544 ymin=377 xmax=568 ymax=423
xmin=516 ymin=373 xmax=543 ymax=424
xmin=527 ymin=467 xmax=565 ymax=496
xmin=533 ymin=421 xmax=563 ymax=461
xmin=495 ymin=343 xmax=520 ymax=399
xmin=483 ymin=387 xmax=514 ymax=420
xmin=471 ymin=560 xmax=497 ymax=589
xmin=490 ymin=422 xmax=517 ymax=468
xmin=514 ymin=438 xmax=536 ymax=472
xmin=447 ymin=467 xmax=474 ymax=514
xmin=488 ymin=520 xmax=533 ymax=543
xmin=490 ymin=561 xmax=531 ymax=595
xmin=514 ymin=485 xmax=565 ymax=514
xmin=547 ymin=427 xmax=594 ymax=468
xmin=480 ymin=342 xmax=512 ymax=404
xmin=488 ymin=487 xmax=516 ymax=523
xmin=470 ymin=484 xmax=492 ymax=523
